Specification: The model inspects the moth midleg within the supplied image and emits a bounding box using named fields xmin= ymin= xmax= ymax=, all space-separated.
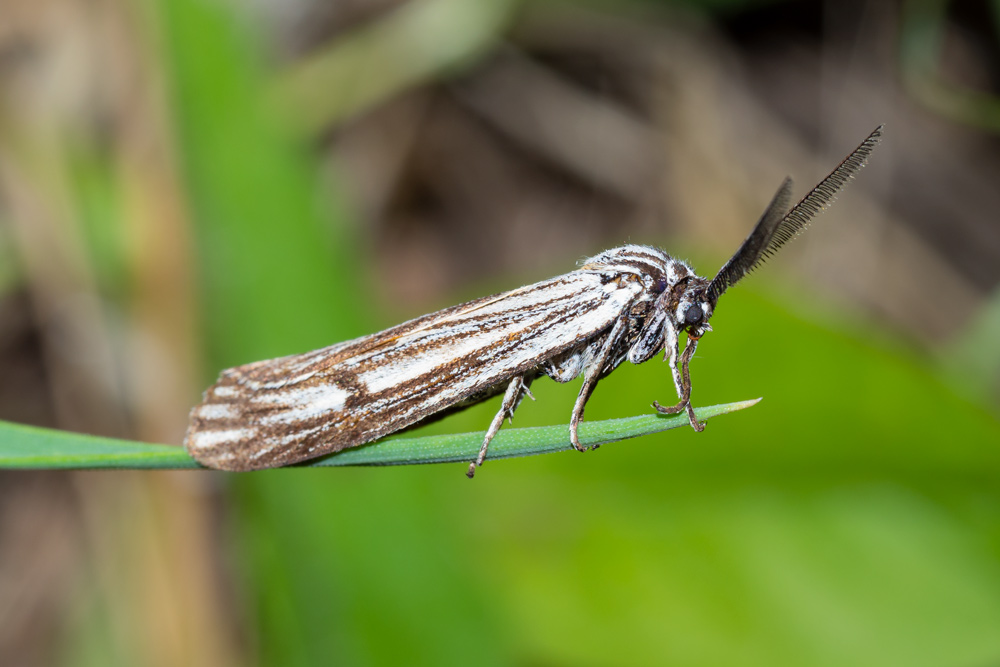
xmin=652 ymin=324 xmax=690 ymax=414
xmin=569 ymin=315 xmax=630 ymax=452
xmin=467 ymin=375 xmax=531 ymax=479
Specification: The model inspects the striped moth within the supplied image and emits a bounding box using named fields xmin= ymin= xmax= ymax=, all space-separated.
xmin=185 ymin=125 xmax=882 ymax=477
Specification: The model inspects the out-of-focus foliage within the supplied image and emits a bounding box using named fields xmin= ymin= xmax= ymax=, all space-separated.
xmin=950 ymin=287 xmax=1000 ymax=402
xmin=900 ymin=0 xmax=1000 ymax=132
xmin=160 ymin=0 xmax=363 ymax=369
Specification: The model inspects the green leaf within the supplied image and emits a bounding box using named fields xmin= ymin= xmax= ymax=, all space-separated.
xmin=0 ymin=399 xmax=758 ymax=470
xmin=0 ymin=421 xmax=194 ymax=469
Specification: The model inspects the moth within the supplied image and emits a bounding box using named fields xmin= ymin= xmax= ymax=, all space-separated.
xmin=185 ymin=125 xmax=882 ymax=477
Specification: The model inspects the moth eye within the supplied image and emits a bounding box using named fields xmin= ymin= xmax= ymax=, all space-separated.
xmin=684 ymin=304 xmax=703 ymax=325
xmin=654 ymin=276 xmax=669 ymax=293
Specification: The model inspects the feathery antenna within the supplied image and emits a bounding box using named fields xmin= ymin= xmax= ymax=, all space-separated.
xmin=707 ymin=125 xmax=883 ymax=305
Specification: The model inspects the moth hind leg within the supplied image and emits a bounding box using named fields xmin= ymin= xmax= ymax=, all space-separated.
xmin=467 ymin=375 xmax=533 ymax=479
xmin=570 ymin=316 xmax=629 ymax=453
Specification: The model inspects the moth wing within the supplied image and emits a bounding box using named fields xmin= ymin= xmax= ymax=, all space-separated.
xmin=185 ymin=271 xmax=644 ymax=470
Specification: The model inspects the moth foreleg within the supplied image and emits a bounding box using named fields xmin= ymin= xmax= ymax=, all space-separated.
xmin=652 ymin=324 xmax=686 ymax=414
xmin=679 ymin=336 xmax=705 ymax=431
xmin=467 ymin=375 xmax=531 ymax=479
xmin=570 ymin=316 xmax=629 ymax=453
xmin=653 ymin=335 xmax=704 ymax=432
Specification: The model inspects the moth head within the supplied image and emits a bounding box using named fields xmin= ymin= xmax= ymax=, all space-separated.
xmin=675 ymin=279 xmax=713 ymax=338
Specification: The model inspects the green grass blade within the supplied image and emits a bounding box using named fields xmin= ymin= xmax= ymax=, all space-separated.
xmin=0 ymin=399 xmax=758 ymax=470
xmin=316 ymin=399 xmax=760 ymax=466
xmin=0 ymin=421 xmax=198 ymax=469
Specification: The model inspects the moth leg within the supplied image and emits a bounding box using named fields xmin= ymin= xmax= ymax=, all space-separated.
xmin=511 ymin=384 xmax=535 ymax=424
xmin=467 ymin=375 xmax=531 ymax=479
xmin=652 ymin=325 xmax=685 ymax=413
xmin=652 ymin=335 xmax=704 ymax=431
xmin=684 ymin=401 xmax=703 ymax=432
xmin=677 ymin=338 xmax=704 ymax=431
xmin=570 ymin=316 xmax=629 ymax=453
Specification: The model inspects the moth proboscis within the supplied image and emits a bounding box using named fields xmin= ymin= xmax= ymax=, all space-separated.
xmin=185 ymin=125 xmax=883 ymax=477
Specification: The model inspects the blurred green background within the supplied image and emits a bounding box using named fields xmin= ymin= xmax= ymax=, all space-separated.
xmin=2 ymin=0 xmax=1000 ymax=665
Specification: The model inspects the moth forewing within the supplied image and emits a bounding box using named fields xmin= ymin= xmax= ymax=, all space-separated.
xmin=185 ymin=265 xmax=655 ymax=471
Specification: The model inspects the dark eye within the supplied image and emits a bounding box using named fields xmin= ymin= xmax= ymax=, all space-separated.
xmin=684 ymin=304 xmax=703 ymax=325
xmin=654 ymin=276 xmax=668 ymax=293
